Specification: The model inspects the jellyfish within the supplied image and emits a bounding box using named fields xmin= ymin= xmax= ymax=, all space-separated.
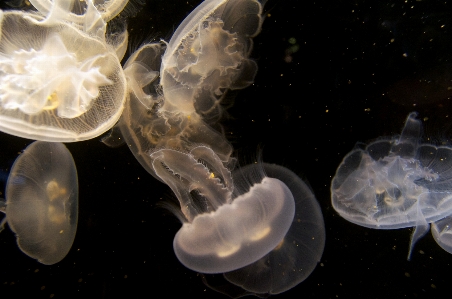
xmin=0 ymin=1 xmax=127 ymax=142
xmin=331 ymin=112 xmax=452 ymax=259
xmin=159 ymin=0 xmax=263 ymax=119
xmin=432 ymin=215 xmax=452 ymax=254
xmin=149 ymin=146 xmax=325 ymax=294
xmin=221 ymin=162 xmax=326 ymax=295
xmin=0 ymin=141 xmax=78 ymax=265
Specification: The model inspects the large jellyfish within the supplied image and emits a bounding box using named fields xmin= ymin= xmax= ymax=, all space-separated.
xmin=331 ymin=112 xmax=452 ymax=259
xmin=0 ymin=141 xmax=78 ymax=265
xmin=0 ymin=0 xmax=126 ymax=142
xmin=150 ymin=146 xmax=325 ymax=294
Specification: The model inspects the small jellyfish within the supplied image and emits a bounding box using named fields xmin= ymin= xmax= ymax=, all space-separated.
xmin=331 ymin=112 xmax=452 ymax=259
xmin=150 ymin=146 xmax=325 ymax=294
xmin=432 ymin=215 xmax=452 ymax=254
xmin=0 ymin=141 xmax=78 ymax=265
xmin=0 ymin=3 xmax=126 ymax=142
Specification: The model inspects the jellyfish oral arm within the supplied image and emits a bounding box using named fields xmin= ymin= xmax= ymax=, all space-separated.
xmin=30 ymin=0 xmax=74 ymax=24
xmin=0 ymin=33 xmax=113 ymax=118
xmin=123 ymin=61 xmax=159 ymax=108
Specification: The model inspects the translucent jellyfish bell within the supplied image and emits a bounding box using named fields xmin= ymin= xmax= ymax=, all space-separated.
xmin=0 ymin=141 xmax=78 ymax=265
xmin=149 ymin=146 xmax=298 ymax=274
xmin=0 ymin=8 xmax=126 ymax=142
xmin=432 ymin=215 xmax=452 ymax=254
xmin=160 ymin=0 xmax=263 ymax=118
xmin=222 ymin=163 xmax=326 ymax=295
xmin=331 ymin=112 xmax=452 ymax=259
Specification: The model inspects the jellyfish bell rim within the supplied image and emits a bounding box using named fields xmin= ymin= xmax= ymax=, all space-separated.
xmin=172 ymin=176 xmax=295 ymax=274
xmin=0 ymin=110 xmax=125 ymax=142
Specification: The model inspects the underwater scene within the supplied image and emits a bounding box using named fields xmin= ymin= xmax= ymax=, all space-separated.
xmin=0 ymin=0 xmax=451 ymax=298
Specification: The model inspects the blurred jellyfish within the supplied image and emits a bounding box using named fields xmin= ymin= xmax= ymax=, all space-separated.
xmin=0 ymin=141 xmax=78 ymax=265
xmin=432 ymin=215 xmax=452 ymax=254
xmin=150 ymin=146 xmax=325 ymax=294
xmin=0 ymin=1 xmax=126 ymax=142
xmin=331 ymin=112 xmax=452 ymax=259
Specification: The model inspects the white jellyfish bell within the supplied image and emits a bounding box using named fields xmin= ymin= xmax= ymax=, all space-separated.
xmin=0 ymin=0 xmax=127 ymax=142
xmin=0 ymin=141 xmax=78 ymax=265
xmin=150 ymin=146 xmax=325 ymax=294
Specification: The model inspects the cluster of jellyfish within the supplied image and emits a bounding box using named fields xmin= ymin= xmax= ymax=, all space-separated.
xmin=331 ymin=112 xmax=452 ymax=258
xmin=0 ymin=0 xmax=327 ymax=296
xmin=1 ymin=0 xmax=452 ymax=296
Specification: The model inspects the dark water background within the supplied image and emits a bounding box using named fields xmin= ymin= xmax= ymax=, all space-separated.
xmin=1 ymin=0 xmax=452 ymax=298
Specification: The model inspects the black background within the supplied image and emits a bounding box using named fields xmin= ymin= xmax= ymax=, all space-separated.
xmin=1 ymin=0 xmax=452 ymax=298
